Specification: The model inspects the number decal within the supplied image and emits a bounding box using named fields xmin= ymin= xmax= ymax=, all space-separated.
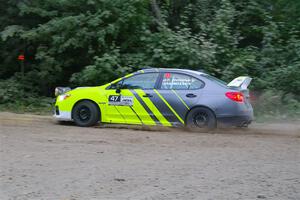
xmin=109 ymin=95 xmax=121 ymax=102
xmin=108 ymin=95 xmax=133 ymax=106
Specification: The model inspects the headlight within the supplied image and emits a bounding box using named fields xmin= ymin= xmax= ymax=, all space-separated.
xmin=55 ymin=87 xmax=71 ymax=96
xmin=57 ymin=94 xmax=71 ymax=102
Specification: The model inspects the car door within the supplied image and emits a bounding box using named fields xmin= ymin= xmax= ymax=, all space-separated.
xmin=105 ymin=72 xmax=161 ymax=125
xmin=153 ymin=72 xmax=205 ymax=126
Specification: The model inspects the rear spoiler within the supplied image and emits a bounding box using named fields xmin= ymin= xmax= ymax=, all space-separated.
xmin=227 ymin=76 xmax=252 ymax=90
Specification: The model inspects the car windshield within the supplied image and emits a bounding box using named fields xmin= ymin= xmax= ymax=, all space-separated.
xmin=202 ymin=74 xmax=228 ymax=87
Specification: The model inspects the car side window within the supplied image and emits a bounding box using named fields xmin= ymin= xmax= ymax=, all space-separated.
xmin=161 ymin=73 xmax=204 ymax=90
xmin=120 ymin=73 xmax=159 ymax=89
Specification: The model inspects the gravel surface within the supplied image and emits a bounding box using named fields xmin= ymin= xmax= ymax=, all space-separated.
xmin=0 ymin=112 xmax=300 ymax=200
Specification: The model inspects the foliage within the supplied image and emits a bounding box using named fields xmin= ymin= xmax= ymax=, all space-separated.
xmin=0 ymin=78 xmax=26 ymax=104
xmin=253 ymin=90 xmax=300 ymax=121
xmin=0 ymin=0 xmax=299 ymax=116
xmin=0 ymin=78 xmax=53 ymax=114
xmin=70 ymin=49 xmax=131 ymax=86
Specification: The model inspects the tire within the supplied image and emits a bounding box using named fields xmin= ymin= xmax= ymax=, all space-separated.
xmin=72 ymin=100 xmax=100 ymax=127
xmin=186 ymin=107 xmax=216 ymax=130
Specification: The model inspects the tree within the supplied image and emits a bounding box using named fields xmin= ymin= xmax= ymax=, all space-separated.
xmin=0 ymin=0 xmax=299 ymax=98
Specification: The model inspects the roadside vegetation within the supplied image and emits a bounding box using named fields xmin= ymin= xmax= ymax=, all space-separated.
xmin=253 ymin=91 xmax=300 ymax=122
xmin=0 ymin=0 xmax=299 ymax=120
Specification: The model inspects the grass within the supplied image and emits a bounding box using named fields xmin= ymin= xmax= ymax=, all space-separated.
xmin=0 ymin=97 xmax=54 ymax=115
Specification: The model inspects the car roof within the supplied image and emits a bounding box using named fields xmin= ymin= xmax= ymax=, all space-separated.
xmin=138 ymin=68 xmax=207 ymax=76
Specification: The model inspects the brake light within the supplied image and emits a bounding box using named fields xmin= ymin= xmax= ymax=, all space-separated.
xmin=225 ymin=92 xmax=244 ymax=102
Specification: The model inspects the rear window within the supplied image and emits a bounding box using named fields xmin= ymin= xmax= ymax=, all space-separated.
xmin=202 ymin=74 xmax=228 ymax=87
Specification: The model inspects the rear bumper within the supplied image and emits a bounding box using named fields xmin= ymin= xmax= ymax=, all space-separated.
xmin=217 ymin=115 xmax=253 ymax=127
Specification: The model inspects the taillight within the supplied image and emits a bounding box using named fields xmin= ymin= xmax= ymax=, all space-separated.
xmin=225 ymin=92 xmax=244 ymax=102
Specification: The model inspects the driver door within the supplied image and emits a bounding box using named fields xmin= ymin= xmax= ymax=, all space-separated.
xmin=104 ymin=73 xmax=160 ymax=125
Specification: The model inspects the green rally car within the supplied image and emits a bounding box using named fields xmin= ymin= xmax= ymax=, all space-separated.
xmin=54 ymin=68 xmax=253 ymax=129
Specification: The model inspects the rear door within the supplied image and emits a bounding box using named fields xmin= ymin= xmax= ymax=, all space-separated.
xmin=153 ymin=72 xmax=205 ymax=126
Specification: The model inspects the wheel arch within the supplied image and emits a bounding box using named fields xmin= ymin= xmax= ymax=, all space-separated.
xmin=71 ymin=99 xmax=101 ymax=121
xmin=185 ymin=105 xmax=217 ymax=125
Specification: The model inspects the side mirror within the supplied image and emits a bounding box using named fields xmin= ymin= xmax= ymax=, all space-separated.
xmin=116 ymin=84 xmax=121 ymax=94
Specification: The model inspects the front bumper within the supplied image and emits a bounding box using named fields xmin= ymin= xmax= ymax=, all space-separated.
xmin=53 ymin=106 xmax=72 ymax=121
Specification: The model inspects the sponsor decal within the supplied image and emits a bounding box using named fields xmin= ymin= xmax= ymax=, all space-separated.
xmin=108 ymin=95 xmax=133 ymax=106
xmin=162 ymin=78 xmax=195 ymax=87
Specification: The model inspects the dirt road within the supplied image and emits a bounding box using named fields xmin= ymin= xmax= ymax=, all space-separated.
xmin=0 ymin=112 xmax=300 ymax=200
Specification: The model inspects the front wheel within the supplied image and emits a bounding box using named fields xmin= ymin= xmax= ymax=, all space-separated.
xmin=186 ymin=107 xmax=216 ymax=130
xmin=72 ymin=101 xmax=100 ymax=127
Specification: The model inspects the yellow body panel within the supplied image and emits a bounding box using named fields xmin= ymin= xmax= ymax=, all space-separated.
xmin=55 ymin=74 xmax=164 ymax=126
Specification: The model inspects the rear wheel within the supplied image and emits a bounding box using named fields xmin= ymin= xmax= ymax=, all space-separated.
xmin=186 ymin=107 xmax=216 ymax=130
xmin=72 ymin=101 xmax=100 ymax=127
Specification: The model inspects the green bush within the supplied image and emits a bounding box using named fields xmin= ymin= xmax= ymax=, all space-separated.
xmin=0 ymin=78 xmax=53 ymax=114
xmin=0 ymin=78 xmax=25 ymax=104
xmin=253 ymin=90 xmax=300 ymax=121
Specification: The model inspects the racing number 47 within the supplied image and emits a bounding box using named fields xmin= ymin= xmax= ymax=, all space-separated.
xmin=109 ymin=95 xmax=121 ymax=102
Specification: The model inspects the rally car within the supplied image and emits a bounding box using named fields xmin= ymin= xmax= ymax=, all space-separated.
xmin=54 ymin=68 xmax=253 ymax=129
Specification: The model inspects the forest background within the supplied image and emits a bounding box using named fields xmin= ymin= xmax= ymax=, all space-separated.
xmin=0 ymin=0 xmax=299 ymax=120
